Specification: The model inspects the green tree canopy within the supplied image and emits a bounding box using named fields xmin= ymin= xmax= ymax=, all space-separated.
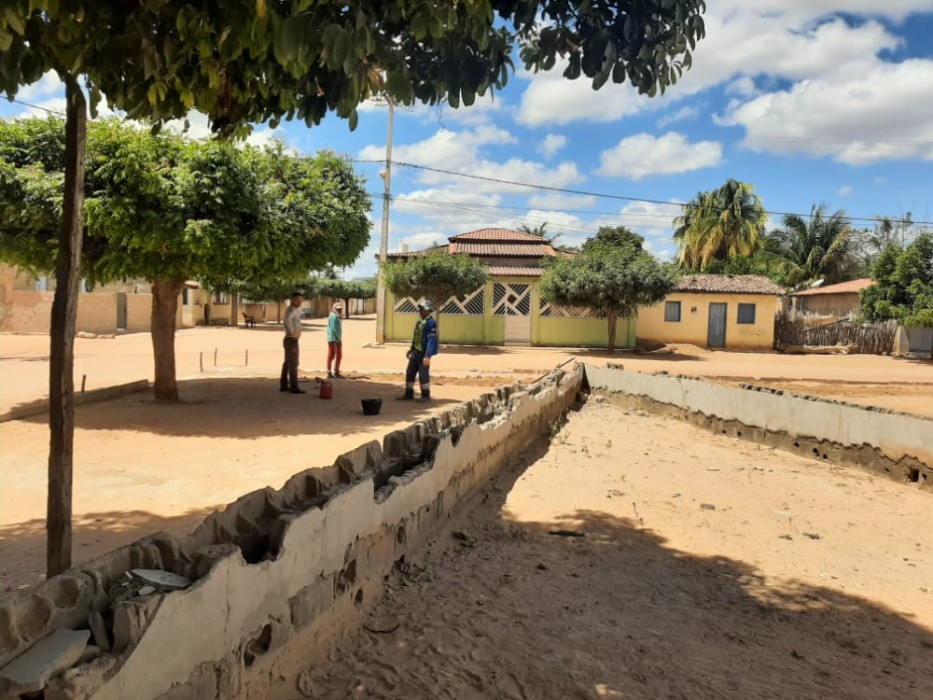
xmin=0 ymin=0 xmax=707 ymax=578
xmin=539 ymin=226 xmax=679 ymax=350
xmin=860 ymin=233 xmax=933 ymax=328
xmin=673 ymin=179 xmax=767 ymax=270
xmin=764 ymin=205 xmax=862 ymax=288
xmin=318 ymin=277 xmax=377 ymax=318
xmin=0 ymin=117 xmax=371 ymax=400
xmin=382 ymin=251 xmax=489 ymax=330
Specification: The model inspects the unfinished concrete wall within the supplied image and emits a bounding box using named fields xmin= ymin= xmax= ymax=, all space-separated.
xmin=584 ymin=364 xmax=932 ymax=486
xmin=0 ymin=367 xmax=583 ymax=700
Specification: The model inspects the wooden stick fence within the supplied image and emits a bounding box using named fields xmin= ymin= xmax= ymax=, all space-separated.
xmin=774 ymin=311 xmax=896 ymax=355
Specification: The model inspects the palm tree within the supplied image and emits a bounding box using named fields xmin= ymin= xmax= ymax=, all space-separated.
xmin=673 ymin=179 xmax=768 ymax=270
xmin=519 ymin=221 xmax=561 ymax=243
xmin=767 ymin=205 xmax=858 ymax=287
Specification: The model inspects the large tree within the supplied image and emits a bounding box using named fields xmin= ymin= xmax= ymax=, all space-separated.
xmin=0 ymin=117 xmax=371 ymax=401
xmin=860 ymin=233 xmax=933 ymax=332
xmin=764 ymin=205 xmax=860 ymax=288
xmin=318 ymin=278 xmax=377 ymax=318
xmin=382 ymin=251 xmax=489 ymax=334
xmin=0 ymin=0 xmax=707 ymax=577
xmin=539 ymin=226 xmax=679 ymax=350
xmin=674 ymin=179 xmax=768 ymax=270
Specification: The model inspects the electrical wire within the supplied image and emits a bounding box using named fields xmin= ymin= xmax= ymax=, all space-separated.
xmin=8 ymin=97 xmax=66 ymax=117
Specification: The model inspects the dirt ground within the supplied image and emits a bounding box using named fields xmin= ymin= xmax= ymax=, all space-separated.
xmin=288 ymin=400 xmax=933 ymax=700
xmin=1 ymin=316 xmax=932 ymax=593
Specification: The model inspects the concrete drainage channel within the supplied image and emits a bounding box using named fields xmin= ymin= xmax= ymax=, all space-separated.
xmin=0 ymin=366 xmax=584 ymax=700
xmin=2 ymin=364 xmax=931 ymax=700
xmin=584 ymin=364 xmax=932 ymax=489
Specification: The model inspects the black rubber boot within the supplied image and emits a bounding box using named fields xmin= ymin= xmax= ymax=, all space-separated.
xmin=417 ymin=390 xmax=431 ymax=403
xmin=397 ymin=388 xmax=415 ymax=401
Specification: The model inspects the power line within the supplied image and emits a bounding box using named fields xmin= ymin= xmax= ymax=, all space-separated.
xmin=8 ymin=97 xmax=66 ymax=117
xmin=386 ymin=161 xmax=931 ymax=227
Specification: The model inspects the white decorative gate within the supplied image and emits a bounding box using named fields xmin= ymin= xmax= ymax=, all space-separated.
xmin=493 ymin=283 xmax=531 ymax=343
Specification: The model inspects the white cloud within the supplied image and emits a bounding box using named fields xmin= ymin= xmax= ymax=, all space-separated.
xmin=163 ymin=111 xmax=278 ymax=148
xmin=526 ymin=192 xmax=597 ymax=210
xmin=657 ymin=106 xmax=700 ymax=128
xmin=597 ymin=132 xmax=723 ymax=180
xmin=537 ymin=133 xmax=567 ymax=158
xmin=361 ymin=125 xmax=584 ymax=196
xmin=838 ymin=185 xmax=854 ymax=196
xmin=13 ymin=97 xmax=66 ymax=119
xmin=516 ymin=13 xmax=901 ymax=127
xmin=399 ymin=232 xmax=448 ymax=251
xmin=717 ymin=59 xmax=933 ymax=165
xmin=726 ymin=77 xmax=758 ymax=97
xmin=19 ymin=73 xmax=64 ymax=102
xmin=616 ymin=201 xmax=683 ymax=234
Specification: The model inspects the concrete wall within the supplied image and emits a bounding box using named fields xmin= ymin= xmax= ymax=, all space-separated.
xmin=1 ymin=290 xmax=186 ymax=334
xmin=385 ymin=282 xmax=636 ymax=349
xmin=584 ymin=365 xmax=932 ymax=483
xmin=0 ymin=367 xmax=583 ymax=700
xmin=0 ymin=289 xmax=53 ymax=333
xmin=125 ymin=295 xmax=152 ymax=333
xmin=638 ymin=293 xmax=779 ymax=349
xmin=74 ymin=294 xmax=118 ymax=335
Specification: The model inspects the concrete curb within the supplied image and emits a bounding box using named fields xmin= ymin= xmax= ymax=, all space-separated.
xmin=0 ymin=380 xmax=151 ymax=423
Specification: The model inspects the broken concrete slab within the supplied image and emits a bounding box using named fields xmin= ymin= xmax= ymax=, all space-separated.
xmin=0 ymin=627 xmax=90 ymax=695
xmin=112 ymin=596 xmax=161 ymax=654
xmin=88 ymin=611 xmax=111 ymax=653
xmin=129 ymin=570 xmax=191 ymax=591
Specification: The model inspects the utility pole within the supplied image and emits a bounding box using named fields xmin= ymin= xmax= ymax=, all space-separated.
xmin=375 ymin=96 xmax=395 ymax=344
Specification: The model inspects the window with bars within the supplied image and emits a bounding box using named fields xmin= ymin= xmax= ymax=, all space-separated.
xmin=664 ymin=301 xmax=682 ymax=322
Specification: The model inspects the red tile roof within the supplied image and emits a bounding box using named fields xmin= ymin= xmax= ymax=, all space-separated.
xmin=449 ymin=241 xmax=557 ymax=257
xmin=384 ymin=244 xmax=447 ymax=259
xmin=790 ymin=278 xmax=873 ymax=296
xmin=449 ymin=228 xmax=548 ymax=242
xmin=675 ymin=274 xmax=785 ymax=295
xmin=385 ymin=228 xmax=559 ymax=261
xmin=487 ymin=266 xmax=545 ymax=277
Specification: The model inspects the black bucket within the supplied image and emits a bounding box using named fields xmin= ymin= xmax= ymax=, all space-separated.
xmin=361 ymin=398 xmax=383 ymax=416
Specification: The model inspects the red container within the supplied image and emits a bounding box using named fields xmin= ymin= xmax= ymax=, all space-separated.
xmin=319 ymin=381 xmax=333 ymax=399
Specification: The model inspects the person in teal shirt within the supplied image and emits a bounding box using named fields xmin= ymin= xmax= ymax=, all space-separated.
xmin=326 ymin=302 xmax=343 ymax=378
xmin=398 ymin=301 xmax=438 ymax=402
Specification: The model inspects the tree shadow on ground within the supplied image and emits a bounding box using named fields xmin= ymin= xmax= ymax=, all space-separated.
xmin=16 ymin=375 xmax=460 ymax=439
xmin=434 ymin=345 xmax=506 ymax=356
xmin=293 ymin=437 xmax=933 ymax=700
xmin=0 ymin=507 xmax=218 ymax=593
xmin=567 ymin=347 xmax=704 ymax=362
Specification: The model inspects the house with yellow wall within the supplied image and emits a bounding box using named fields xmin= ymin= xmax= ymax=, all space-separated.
xmin=384 ymin=228 xmax=636 ymax=348
xmin=637 ymin=274 xmax=784 ymax=350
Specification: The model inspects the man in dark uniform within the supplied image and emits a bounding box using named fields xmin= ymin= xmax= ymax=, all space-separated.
xmin=398 ymin=301 xmax=438 ymax=402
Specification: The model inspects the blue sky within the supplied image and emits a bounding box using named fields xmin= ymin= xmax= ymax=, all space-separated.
xmin=3 ymin=1 xmax=932 ymax=280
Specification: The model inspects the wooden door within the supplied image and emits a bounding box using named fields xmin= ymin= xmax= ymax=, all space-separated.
xmin=707 ymin=303 xmax=727 ymax=347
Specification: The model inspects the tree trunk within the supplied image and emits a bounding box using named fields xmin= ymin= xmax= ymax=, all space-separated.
xmin=47 ymin=77 xmax=86 ymax=579
xmin=343 ymin=297 xmax=351 ymax=319
xmin=151 ymin=277 xmax=184 ymax=402
xmin=607 ymin=311 xmax=617 ymax=351
xmin=230 ymin=291 xmax=239 ymax=327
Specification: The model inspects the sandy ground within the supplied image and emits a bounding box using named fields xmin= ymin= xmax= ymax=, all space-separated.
xmin=289 ymin=400 xmax=933 ymax=700
xmin=3 ymin=315 xmax=932 ymax=413
xmin=2 ymin=316 xmax=932 ymax=592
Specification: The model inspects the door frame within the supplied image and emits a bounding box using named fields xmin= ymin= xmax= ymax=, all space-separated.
xmin=707 ymin=302 xmax=727 ymax=348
